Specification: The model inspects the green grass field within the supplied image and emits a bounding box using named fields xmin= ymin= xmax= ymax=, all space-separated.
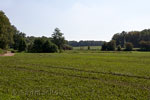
xmin=0 ymin=51 xmax=150 ymax=99
xmin=73 ymin=46 xmax=101 ymax=50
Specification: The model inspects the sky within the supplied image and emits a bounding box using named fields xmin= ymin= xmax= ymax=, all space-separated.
xmin=0 ymin=0 xmax=150 ymax=41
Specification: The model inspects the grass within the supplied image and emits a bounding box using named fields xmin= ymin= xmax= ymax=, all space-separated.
xmin=73 ymin=46 xmax=101 ymax=50
xmin=0 ymin=51 xmax=150 ymax=99
xmin=0 ymin=49 xmax=3 ymax=54
xmin=0 ymin=49 xmax=6 ymax=54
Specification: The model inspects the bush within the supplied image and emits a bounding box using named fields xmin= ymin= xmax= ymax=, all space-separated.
xmin=43 ymin=40 xmax=58 ymax=53
xmin=101 ymin=42 xmax=107 ymax=51
xmin=63 ymin=44 xmax=73 ymax=50
xmin=101 ymin=41 xmax=116 ymax=51
xmin=8 ymin=49 xmax=18 ymax=53
xmin=107 ymin=40 xmax=116 ymax=51
xmin=88 ymin=46 xmax=90 ymax=50
xmin=0 ymin=48 xmax=6 ymax=54
xmin=29 ymin=38 xmax=58 ymax=53
xmin=27 ymin=43 xmax=33 ymax=53
xmin=125 ymin=42 xmax=133 ymax=51
xmin=117 ymin=45 xmax=121 ymax=51
xmin=0 ymin=48 xmax=3 ymax=54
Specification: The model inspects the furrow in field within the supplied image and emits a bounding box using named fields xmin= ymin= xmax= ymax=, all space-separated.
xmin=24 ymin=64 xmax=150 ymax=80
xmin=1 ymin=65 xmax=150 ymax=91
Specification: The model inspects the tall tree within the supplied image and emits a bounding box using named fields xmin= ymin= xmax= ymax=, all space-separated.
xmin=18 ymin=38 xmax=27 ymax=52
xmin=32 ymin=38 xmax=45 ymax=53
xmin=52 ymin=28 xmax=65 ymax=51
xmin=0 ymin=11 xmax=14 ymax=49
xmin=112 ymin=29 xmax=150 ymax=48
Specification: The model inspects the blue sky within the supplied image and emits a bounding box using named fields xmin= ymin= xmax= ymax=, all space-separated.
xmin=1 ymin=0 xmax=150 ymax=41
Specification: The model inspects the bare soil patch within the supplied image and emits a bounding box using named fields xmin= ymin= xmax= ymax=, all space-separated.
xmin=0 ymin=51 xmax=15 ymax=56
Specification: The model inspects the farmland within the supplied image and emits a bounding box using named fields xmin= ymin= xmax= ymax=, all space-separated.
xmin=0 ymin=51 xmax=150 ymax=100
xmin=73 ymin=46 xmax=101 ymax=50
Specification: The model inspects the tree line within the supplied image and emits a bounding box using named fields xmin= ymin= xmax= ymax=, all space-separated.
xmin=101 ymin=40 xmax=134 ymax=51
xmin=0 ymin=10 xmax=150 ymax=52
xmin=68 ymin=40 xmax=104 ymax=47
xmin=112 ymin=30 xmax=150 ymax=48
xmin=102 ymin=30 xmax=150 ymax=51
xmin=0 ymin=11 xmax=72 ymax=53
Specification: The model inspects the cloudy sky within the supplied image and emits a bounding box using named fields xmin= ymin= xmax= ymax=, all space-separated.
xmin=0 ymin=0 xmax=150 ymax=41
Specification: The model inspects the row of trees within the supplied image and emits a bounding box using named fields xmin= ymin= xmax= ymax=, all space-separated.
xmin=102 ymin=41 xmax=150 ymax=51
xmin=0 ymin=11 xmax=71 ymax=53
xmin=101 ymin=41 xmax=134 ymax=51
xmin=112 ymin=30 xmax=150 ymax=48
xmin=68 ymin=40 xmax=104 ymax=47
xmin=140 ymin=41 xmax=150 ymax=51
xmin=111 ymin=30 xmax=150 ymax=51
xmin=1 ymin=10 xmax=150 ymax=52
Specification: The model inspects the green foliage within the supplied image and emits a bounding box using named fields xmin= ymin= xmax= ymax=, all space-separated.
xmin=0 ymin=48 xmax=4 ymax=54
xmin=107 ymin=40 xmax=116 ymax=51
xmin=73 ymin=46 xmax=101 ymax=50
xmin=0 ymin=11 xmax=14 ymax=49
xmin=101 ymin=40 xmax=116 ymax=51
xmin=112 ymin=29 xmax=150 ymax=48
xmin=30 ymin=38 xmax=58 ymax=53
xmin=140 ymin=41 xmax=150 ymax=51
xmin=101 ymin=42 xmax=107 ymax=51
xmin=52 ymin=28 xmax=65 ymax=51
xmin=43 ymin=40 xmax=58 ymax=53
xmin=117 ymin=45 xmax=121 ymax=51
xmin=125 ymin=42 xmax=133 ymax=51
xmin=18 ymin=38 xmax=27 ymax=52
xmin=87 ymin=46 xmax=90 ymax=50
xmin=68 ymin=40 xmax=104 ymax=47
xmin=9 ymin=49 xmax=18 ymax=53
xmin=63 ymin=44 xmax=73 ymax=50
xmin=32 ymin=38 xmax=45 ymax=53
xmin=12 ymin=27 xmax=26 ymax=50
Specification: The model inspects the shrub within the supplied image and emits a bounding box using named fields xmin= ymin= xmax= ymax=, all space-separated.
xmin=107 ymin=40 xmax=116 ymax=51
xmin=0 ymin=48 xmax=6 ymax=54
xmin=43 ymin=40 xmax=58 ymax=53
xmin=125 ymin=42 xmax=133 ymax=51
xmin=117 ymin=45 xmax=121 ymax=51
xmin=101 ymin=41 xmax=116 ymax=51
xmin=88 ymin=46 xmax=90 ymax=50
xmin=29 ymin=38 xmax=58 ymax=53
xmin=27 ymin=43 xmax=33 ymax=53
xmin=63 ymin=44 xmax=73 ymax=50
xmin=0 ymin=48 xmax=3 ymax=54
xmin=101 ymin=42 xmax=107 ymax=51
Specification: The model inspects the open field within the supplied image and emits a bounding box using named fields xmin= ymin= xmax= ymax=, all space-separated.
xmin=73 ymin=46 xmax=101 ymax=50
xmin=0 ymin=51 xmax=150 ymax=99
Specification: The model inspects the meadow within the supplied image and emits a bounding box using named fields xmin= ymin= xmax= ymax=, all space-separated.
xmin=0 ymin=51 xmax=150 ymax=100
xmin=73 ymin=46 xmax=101 ymax=50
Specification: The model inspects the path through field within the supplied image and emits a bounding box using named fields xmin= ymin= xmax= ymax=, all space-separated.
xmin=0 ymin=51 xmax=15 ymax=56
